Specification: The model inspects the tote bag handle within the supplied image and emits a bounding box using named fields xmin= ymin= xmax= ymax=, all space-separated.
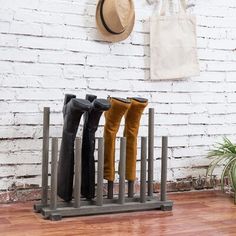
xmin=160 ymin=0 xmax=187 ymax=16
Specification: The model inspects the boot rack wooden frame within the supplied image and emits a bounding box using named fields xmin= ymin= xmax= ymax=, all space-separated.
xmin=34 ymin=107 xmax=173 ymax=221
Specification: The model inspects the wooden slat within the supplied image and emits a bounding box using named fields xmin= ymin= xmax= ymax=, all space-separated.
xmin=148 ymin=108 xmax=154 ymax=197
xmin=41 ymin=107 xmax=50 ymax=206
xmin=74 ymin=138 xmax=82 ymax=208
xmin=140 ymin=137 xmax=147 ymax=203
xmin=50 ymin=138 xmax=58 ymax=210
xmin=118 ymin=137 xmax=126 ymax=205
xmin=97 ymin=138 xmax=104 ymax=206
xmin=161 ymin=136 xmax=168 ymax=202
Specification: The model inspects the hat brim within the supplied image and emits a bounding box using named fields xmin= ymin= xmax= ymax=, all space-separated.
xmin=96 ymin=0 xmax=135 ymax=43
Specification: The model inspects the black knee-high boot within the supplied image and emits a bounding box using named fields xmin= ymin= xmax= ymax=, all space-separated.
xmin=57 ymin=94 xmax=92 ymax=202
xmin=81 ymin=95 xmax=111 ymax=199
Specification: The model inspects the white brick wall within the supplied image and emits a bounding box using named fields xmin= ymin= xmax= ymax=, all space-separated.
xmin=0 ymin=0 xmax=236 ymax=191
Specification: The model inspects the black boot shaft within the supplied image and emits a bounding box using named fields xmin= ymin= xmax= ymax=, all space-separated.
xmin=57 ymin=97 xmax=92 ymax=202
xmin=81 ymin=97 xmax=111 ymax=199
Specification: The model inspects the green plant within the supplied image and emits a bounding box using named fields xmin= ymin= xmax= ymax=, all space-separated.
xmin=207 ymin=137 xmax=236 ymax=204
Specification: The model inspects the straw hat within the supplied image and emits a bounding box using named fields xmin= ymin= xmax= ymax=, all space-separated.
xmin=96 ymin=0 xmax=135 ymax=43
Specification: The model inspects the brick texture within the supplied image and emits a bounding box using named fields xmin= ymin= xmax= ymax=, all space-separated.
xmin=0 ymin=0 xmax=236 ymax=202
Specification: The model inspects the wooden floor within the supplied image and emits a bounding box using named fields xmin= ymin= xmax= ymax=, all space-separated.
xmin=0 ymin=191 xmax=236 ymax=236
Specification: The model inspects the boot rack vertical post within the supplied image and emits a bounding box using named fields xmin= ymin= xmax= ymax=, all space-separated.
xmin=34 ymin=107 xmax=173 ymax=220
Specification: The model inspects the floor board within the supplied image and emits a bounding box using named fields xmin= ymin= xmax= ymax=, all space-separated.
xmin=0 ymin=191 xmax=236 ymax=236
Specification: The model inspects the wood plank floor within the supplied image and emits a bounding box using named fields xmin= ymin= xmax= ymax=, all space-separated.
xmin=0 ymin=191 xmax=236 ymax=236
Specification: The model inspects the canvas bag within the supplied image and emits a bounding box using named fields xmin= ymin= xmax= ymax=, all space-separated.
xmin=150 ymin=0 xmax=200 ymax=80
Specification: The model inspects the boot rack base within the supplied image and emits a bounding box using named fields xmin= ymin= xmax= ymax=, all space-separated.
xmin=34 ymin=196 xmax=173 ymax=220
xmin=34 ymin=107 xmax=173 ymax=221
xmin=40 ymin=199 xmax=173 ymax=221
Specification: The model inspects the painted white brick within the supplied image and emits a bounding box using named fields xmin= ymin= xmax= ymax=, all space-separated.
xmin=189 ymin=114 xmax=226 ymax=125
xmin=171 ymin=104 xmax=207 ymax=114
xmin=131 ymin=32 xmax=149 ymax=45
xmin=172 ymin=82 xmax=210 ymax=92
xmin=63 ymin=14 xmax=95 ymax=28
xmin=9 ymin=22 xmax=42 ymax=36
xmin=172 ymin=168 xmax=207 ymax=180
xmin=188 ymin=135 xmax=219 ymax=147
xmin=227 ymin=29 xmax=236 ymax=39
xmin=0 ymin=139 xmax=41 ymax=153
xmin=0 ymin=101 xmax=39 ymax=113
xmin=208 ymin=39 xmax=236 ymax=50
xmin=87 ymin=55 xmax=129 ymax=68
xmin=18 ymin=36 xmax=66 ymax=50
xmin=0 ymin=152 xmax=41 ymax=164
xmin=194 ymin=5 xmax=228 ymax=17
xmin=110 ymin=44 xmax=145 ymax=56
xmin=38 ymin=51 xmax=86 ymax=65
xmin=0 ymin=88 xmax=15 ymax=100
xmin=134 ymin=81 xmax=172 ymax=92
xmin=0 ymin=0 xmax=236 ymax=190
xmin=156 ymin=114 xmax=189 ymax=125
xmin=0 ymin=22 xmax=10 ymax=33
xmin=63 ymin=65 xmax=84 ymax=78
xmin=14 ymin=9 xmax=64 ymax=24
xmin=167 ymin=125 xmax=206 ymax=136
xmin=172 ymin=146 xmax=208 ymax=158
xmin=207 ymin=104 xmax=227 ymax=115
xmin=0 ymin=9 xmax=14 ymax=21
xmin=198 ymin=49 xmax=227 ymax=61
xmin=197 ymin=15 xmax=236 ymax=28
xmin=151 ymin=104 xmax=171 ymax=114
xmin=226 ymin=72 xmax=236 ymax=81
xmin=152 ymin=93 xmax=191 ymax=104
xmin=0 ymin=113 xmax=14 ymax=125
xmin=14 ymin=63 xmax=63 ymax=76
xmin=190 ymin=93 xmax=226 ymax=104
xmin=197 ymin=27 xmax=227 ymax=39
xmin=15 ymin=88 xmax=64 ymax=101
xmin=0 ymin=34 xmax=18 ymax=47
xmin=108 ymin=68 xmax=148 ymax=80
xmin=89 ymin=79 xmax=131 ymax=92
xmin=38 ymin=1 xmax=85 ymax=15
xmin=84 ymin=66 xmax=107 ymax=78
xmin=207 ymin=61 xmax=236 ymax=72
xmin=0 ymin=48 xmax=38 ymax=62
xmin=129 ymin=56 xmax=150 ymax=69
xmin=227 ymin=94 xmax=236 ymax=103
xmin=66 ymin=39 xmax=110 ymax=54
xmin=191 ymin=72 xmax=225 ymax=82
xmin=207 ymin=125 xmax=236 ymax=135
xmin=0 ymin=126 xmax=41 ymax=139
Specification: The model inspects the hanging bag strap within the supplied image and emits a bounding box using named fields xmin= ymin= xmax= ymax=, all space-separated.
xmin=179 ymin=0 xmax=187 ymax=15
xmin=160 ymin=0 xmax=170 ymax=16
xmin=159 ymin=0 xmax=187 ymax=16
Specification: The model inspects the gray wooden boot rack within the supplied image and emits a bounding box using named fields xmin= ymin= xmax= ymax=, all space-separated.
xmin=34 ymin=107 xmax=173 ymax=221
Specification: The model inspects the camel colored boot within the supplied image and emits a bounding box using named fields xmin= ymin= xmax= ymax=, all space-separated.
xmin=124 ymin=98 xmax=148 ymax=181
xmin=103 ymin=97 xmax=130 ymax=181
xmin=81 ymin=95 xmax=111 ymax=199
xmin=57 ymin=95 xmax=92 ymax=202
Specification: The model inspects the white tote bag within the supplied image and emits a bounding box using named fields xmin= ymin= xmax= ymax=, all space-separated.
xmin=150 ymin=0 xmax=200 ymax=80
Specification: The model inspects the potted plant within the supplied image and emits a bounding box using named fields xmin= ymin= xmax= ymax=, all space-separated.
xmin=207 ymin=137 xmax=236 ymax=204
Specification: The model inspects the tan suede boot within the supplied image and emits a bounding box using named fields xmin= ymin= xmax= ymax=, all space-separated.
xmin=124 ymin=98 xmax=148 ymax=181
xmin=104 ymin=97 xmax=130 ymax=181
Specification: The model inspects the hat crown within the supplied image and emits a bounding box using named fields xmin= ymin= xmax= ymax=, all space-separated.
xmin=103 ymin=0 xmax=133 ymax=34
xmin=117 ymin=0 xmax=131 ymax=28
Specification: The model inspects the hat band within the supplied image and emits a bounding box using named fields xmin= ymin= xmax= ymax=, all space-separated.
xmin=100 ymin=0 xmax=125 ymax=35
